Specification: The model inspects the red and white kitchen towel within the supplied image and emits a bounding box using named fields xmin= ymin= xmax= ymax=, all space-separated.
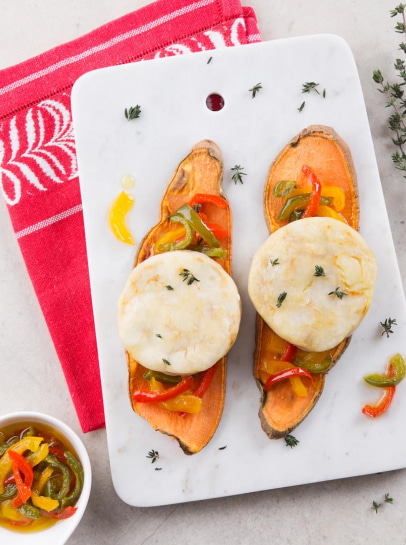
xmin=0 ymin=0 xmax=261 ymax=432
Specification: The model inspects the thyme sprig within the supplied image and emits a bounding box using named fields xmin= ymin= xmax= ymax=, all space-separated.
xmin=328 ymin=287 xmax=348 ymax=299
xmin=179 ymin=268 xmax=200 ymax=285
xmin=285 ymin=435 xmax=299 ymax=448
xmin=380 ymin=317 xmax=397 ymax=337
xmin=302 ymin=81 xmax=320 ymax=94
xmin=231 ymin=165 xmax=246 ymax=184
xmin=146 ymin=449 xmax=159 ymax=463
xmin=373 ymin=4 xmax=406 ymax=176
xmin=249 ymin=83 xmax=262 ymax=98
xmin=124 ymin=105 xmax=141 ymax=120
xmin=270 ymin=258 xmax=280 ymax=267
xmin=314 ymin=265 xmax=326 ymax=277
xmin=372 ymin=500 xmax=382 ymax=513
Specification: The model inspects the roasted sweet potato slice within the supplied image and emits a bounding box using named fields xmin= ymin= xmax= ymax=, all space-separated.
xmin=127 ymin=140 xmax=231 ymax=455
xmin=255 ymin=125 xmax=359 ymax=439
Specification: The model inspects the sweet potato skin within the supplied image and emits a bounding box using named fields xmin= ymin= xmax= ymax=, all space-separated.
xmin=127 ymin=140 xmax=231 ymax=455
xmin=256 ymin=125 xmax=359 ymax=439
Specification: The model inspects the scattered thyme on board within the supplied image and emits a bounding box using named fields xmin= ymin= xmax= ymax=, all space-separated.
xmin=380 ymin=317 xmax=397 ymax=337
xmin=124 ymin=105 xmax=141 ymax=120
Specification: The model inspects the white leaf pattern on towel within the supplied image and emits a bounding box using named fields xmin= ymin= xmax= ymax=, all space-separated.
xmin=0 ymin=94 xmax=77 ymax=205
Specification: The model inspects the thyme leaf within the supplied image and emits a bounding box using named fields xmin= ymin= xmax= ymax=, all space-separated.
xmin=179 ymin=268 xmax=200 ymax=285
xmin=276 ymin=291 xmax=287 ymax=308
xmin=314 ymin=265 xmax=326 ymax=277
xmin=328 ymin=287 xmax=348 ymax=299
xmin=385 ymin=493 xmax=394 ymax=504
xmin=298 ymin=101 xmax=306 ymax=112
xmin=372 ymin=500 xmax=382 ymax=513
xmin=270 ymin=258 xmax=280 ymax=267
xmin=380 ymin=317 xmax=397 ymax=337
xmin=146 ymin=449 xmax=159 ymax=463
xmin=231 ymin=165 xmax=246 ymax=185
xmin=165 ymin=285 xmax=174 ymax=290
xmin=162 ymin=358 xmax=171 ymax=366
xmin=285 ymin=435 xmax=299 ymax=448
xmin=124 ymin=105 xmax=141 ymax=120
xmin=302 ymin=82 xmax=320 ymax=94
xmin=249 ymin=83 xmax=262 ymax=98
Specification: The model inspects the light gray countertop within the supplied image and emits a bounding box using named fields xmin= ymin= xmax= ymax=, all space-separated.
xmin=1 ymin=1 xmax=405 ymax=543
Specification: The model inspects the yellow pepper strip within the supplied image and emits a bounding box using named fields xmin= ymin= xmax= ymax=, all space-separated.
xmin=31 ymin=492 xmax=59 ymax=512
xmin=289 ymin=185 xmax=345 ymax=211
xmin=149 ymin=377 xmax=202 ymax=413
xmin=153 ymin=226 xmax=186 ymax=254
xmin=34 ymin=466 xmax=54 ymax=495
xmin=1 ymin=499 xmax=30 ymax=522
xmin=108 ymin=190 xmax=135 ymax=245
xmin=260 ymin=360 xmax=308 ymax=397
xmin=0 ymin=436 xmax=43 ymax=494
xmin=316 ymin=205 xmax=347 ymax=223
xmin=26 ymin=442 xmax=49 ymax=468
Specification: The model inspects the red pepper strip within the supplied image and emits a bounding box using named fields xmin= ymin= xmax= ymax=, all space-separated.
xmin=301 ymin=165 xmax=322 ymax=219
xmin=265 ymin=367 xmax=314 ymax=392
xmin=9 ymin=450 xmax=34 ymax=507
xmin=204 ymin=222 xmax=228 ymax=239
xmin=8 ymin=450 xmax=34 ymax=488
xmin=197 ymin=212 xmax=208 ymax=223
xmin=194 ymin=363 xmax=218 ymax=398
xmin=49 ymin=447 xmax=66 ymax=463
xmin=281 ymin=342 xmax=297 ymax=363
xmin=10 ymin=466 xmax=32 ymax=508
xmin=133 ymin=375 xmax=194 ymax=402
xmin=190 ymin=193 xmax=229 ymax=209
xmin=40 ymin=506 xmax=78 ymax=519
xmin=362 ymin=364 xmax=396 ymax=418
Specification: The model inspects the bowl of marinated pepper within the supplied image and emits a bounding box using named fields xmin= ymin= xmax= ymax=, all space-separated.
xmin=0 ymin=411 xmax=91 ymax=544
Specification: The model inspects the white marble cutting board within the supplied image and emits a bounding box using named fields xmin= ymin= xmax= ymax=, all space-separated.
xmin=71 ymin=35 xmax=406 ymax=507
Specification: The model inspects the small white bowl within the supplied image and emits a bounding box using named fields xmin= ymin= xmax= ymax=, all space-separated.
xmin=0 ymin=411 xmax=92 ymax=545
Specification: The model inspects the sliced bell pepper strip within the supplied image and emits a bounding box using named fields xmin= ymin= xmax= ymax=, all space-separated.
xmin=203 ymin=222 xmax=228 ymax=239
xmin=11 ymin=467 xmax=32 ymax=508
xmin=48 ymin=447 xmax=66 ymax=463
xmin=194 ymin=363 xmax=218 ymax=398
xmin=0 ymin=483 xmax=17 ymax=501
xmin=364 ymin=353 xmax=405 ymax=387
xmin=40 ymin=506 xmax=77 ymax=519
xmin=277 ymin=194 xmax=333 ymax=222
xmin=281 ymin=342 xmax=297 ymax=363
xmin=1 ymin=499 xmax=31 ymax=523
xmin=156 ymin=214 xmax=194 ymax=252
xmin=149 ymin=377 xmax=201 ymax=414
xmin=43 ymin=454 xmax=71 ymax=501
xmin=362 ymin=363 xmax=396 ymax=418
xmin=273 ymin=180 xmax=296 ymax=197
xmin=175 ymin=204 xmax=220 ymax=248
xmin=26 ymin=442 xmax=49 ymax=467
xmin=153 ymin=226 xmax=187 ymax=254
xmin=60 ymin=452 xmax=84 ymax=509
xmin=200 ymin=247 xmax=227 ymax=258
xmin=316 ymin=205 xmax=347 ymax=223
xmin=34 ymin=466 xmax=54 ymax=496
xmin=133 ymin=375 xmax=194 ymax=402
xmin=301 ymin=165 xmax=322 ymax=218
xmin=8 ymin=450 xmax=33 ymax=488
xmin=295 ymin=354 xmax=333 ymax=374
xmin=143 ymin=370 xmax=182 ymax=384
xmin=17 ymin=502 xmax=40 ymax=519
xmin=265 ymin=367 xmax=315 ymax=392
xmin=31 ymin=492 xmax=59 ymax=512
xmin=189 ymin=193 xmax=229 ymax=209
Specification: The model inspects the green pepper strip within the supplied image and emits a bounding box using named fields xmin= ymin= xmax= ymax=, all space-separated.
xmin=44 ymin=455 xmax=71 ymax=501
xmin=60 ymin=452 xmax=84 ymax=509
xmin=273 ymin=180 xmax=296 ymax=197
xmin=156 ymin=214 xmax=194 ymax=252
xmin=364 ymin=353 xmax=406 ymax=387
xmin=18 ymin=502 xmax=40 ymax=520
xmin=294 ymin=355 xmax=333 ymax=374
xmin=143 ymin=370 xmax=182 ymax=384
xmin=277 ymin=194 xmax=333 ymax=222
xmin=0 ymin=483 xmax=17 ymax=500
xmin=0 ymin=437 xmax=19 ymax=457
xmin=175 ymin=204 xmax=220 ymax=248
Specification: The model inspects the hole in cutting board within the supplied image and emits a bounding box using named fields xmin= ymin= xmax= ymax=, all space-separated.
xmin=206 ymin=93 xmax=224 ymax=111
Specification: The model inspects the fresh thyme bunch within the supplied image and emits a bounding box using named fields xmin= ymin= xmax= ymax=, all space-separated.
xmin=373 ymin=4 xmax=406 ymax=177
